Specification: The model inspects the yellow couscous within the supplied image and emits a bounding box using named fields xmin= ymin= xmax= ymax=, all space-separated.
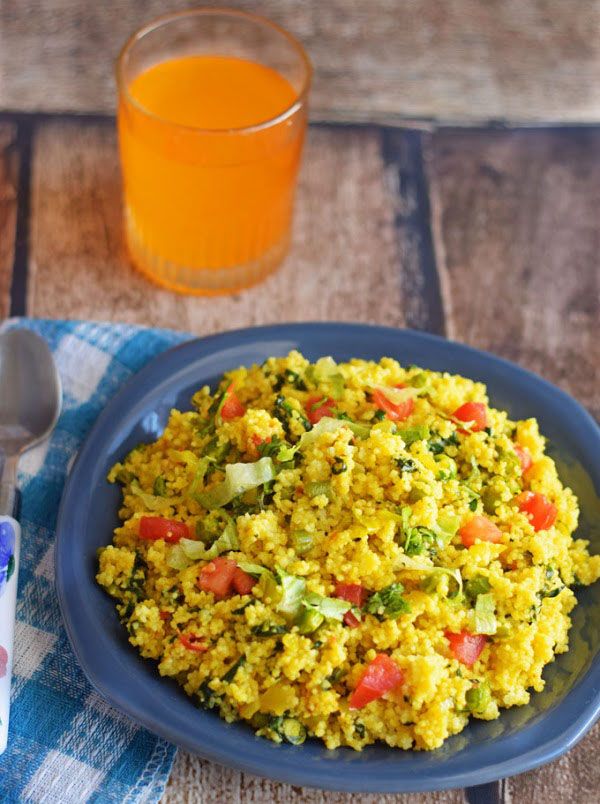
xmin=96 ymin=352 xmax=600 ymax=751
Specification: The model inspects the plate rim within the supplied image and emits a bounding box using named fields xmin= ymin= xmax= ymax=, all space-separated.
xmin=55 ymin=321 xmax=600 ymax=793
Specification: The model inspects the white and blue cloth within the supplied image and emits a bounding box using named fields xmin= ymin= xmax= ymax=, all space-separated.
xmin=0 ymin=319 xmax=192 ymax=804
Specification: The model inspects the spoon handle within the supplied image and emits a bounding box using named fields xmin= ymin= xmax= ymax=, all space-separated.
xmin=0 ymin=515 xmax=20 ymax=755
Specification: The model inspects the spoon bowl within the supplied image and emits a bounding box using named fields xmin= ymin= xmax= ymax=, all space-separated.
xmin=0 ymin=329 xmax=62 ymax=458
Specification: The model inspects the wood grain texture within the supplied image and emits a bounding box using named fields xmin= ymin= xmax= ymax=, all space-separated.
xmin=27 ymin=117 xmax=438 ymax=801
xmin=0 ymin=122 xmax=18 ymax=319
xmin=161 ymin=752 xmax=466 ymax=804
xmin=3 ymin=1 xmax=600 ymax=124
xmin=28 ymin=120 xmax=403 ymax=330
xmin=426 ymin=127 xmax=600 ymax=420
xmin=427 ymin=126 xmax=600 ymax=801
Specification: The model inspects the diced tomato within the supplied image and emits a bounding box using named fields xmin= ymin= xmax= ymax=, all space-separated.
xmin=198 ymin=557 xmax=238 ymax=599
xmin=138 ymin=516 xmax=190 ymax=544
xmin=372 ymin=384 xmax=414 ymax=422
xmin=453 ymin=402 xmax=488 ymax=433
xmin=334 ymin=583 xmax=368 ymax=606
xmin=159 ymin=610 xmax=171 ymax=621
xmin=335 ymin=582 xmax=368 ymax=628
xmin=515 ymin=491 xmax=557 ymax=531
xmin=221 ymin=383 xmax=245 ymax=421
xmin=445 ymin=631 xmax=487 ymax=667
xmin=514 ymin=444 xmax=533 ymax=474
xmin=232 ymin=567 xmax=257 ymax=596
xmin=349 ymin=654 xmax=404 ymax=709
xmin=459 ymin=515 xmax=502 ymax=548
xmin=343 ymin=611 xmax=362 ymax=628
xmin=305 ymin=395 xmax=336 ymax=425
xmin=179 ymin=633 xmax=209 ymax=653
xmin=252 ymin=434 xmax=271 ymax=446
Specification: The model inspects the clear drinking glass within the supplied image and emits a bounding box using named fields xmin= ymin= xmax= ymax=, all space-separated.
xmin=116 ymin=9 xmax=311 ymax=295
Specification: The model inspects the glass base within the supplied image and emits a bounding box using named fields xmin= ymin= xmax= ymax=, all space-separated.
xmin=124 ymin=208 xmax=289 ymax=296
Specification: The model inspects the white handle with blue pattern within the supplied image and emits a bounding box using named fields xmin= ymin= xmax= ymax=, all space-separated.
xmin=0 ymin=515 xmax=20 ymax=755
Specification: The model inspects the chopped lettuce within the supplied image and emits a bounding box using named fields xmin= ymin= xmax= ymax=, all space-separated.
xmin=168 ymin=515 xmax=239 ymax=568
xmin=419 ymin=566 xmax=463 ymax=598
xmin=236 ymin=561 xmax=271 ymax=578
xmin=307 ymin=357 xmax=345 ymax=399
xmin=166 ymin=544 xmax=192 ymax=570
xmin=371 ymin=384 xmax=423 ymax=405
xmin=397 ymin=424 xmax=430 ymax=445
xmin=474 ymin=593 xmax=497 ymax=635
xmin=129 ymin=480 xmax=171 ymax=512
xmin=302 ymin=592 xmax=351 ymax=622
xmin=274 ymin=416 xmax=370 ymax=464
xmin=274 ymin=567 xmax=307 ymax=618
xmin=195 ymin=457 xmax=275 ymax=509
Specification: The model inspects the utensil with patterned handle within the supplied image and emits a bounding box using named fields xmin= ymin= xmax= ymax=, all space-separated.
xmin=0 ymin=330 xmax=62 ymax=755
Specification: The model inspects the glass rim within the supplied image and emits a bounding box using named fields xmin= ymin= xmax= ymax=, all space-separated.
xmin=116 ymin=7 xmax=312 ymax=135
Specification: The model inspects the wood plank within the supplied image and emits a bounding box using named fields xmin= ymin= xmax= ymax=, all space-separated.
xmin=29 ymin=117 xmax=459 ymax=802
xmin=504 ymin=721 xmax=600 ymax=804
xmin=0 ymin=123 xmax=18 ymax=319
xmin=427 ymin=127 xmax=600 ymax=420
xmin=161 ymin=751 xmax=466 ymax=804
xmin=426 ymin=127 xmax=600 ymax=801
xmin=28 ymin=120 xmax=404 ymax=331
xmin=3 ymin=1 xmax=600 ymax=125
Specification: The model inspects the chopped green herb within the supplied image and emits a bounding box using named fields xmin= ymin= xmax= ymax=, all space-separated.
xmin=428 ymin=432 xmax=459 ymax=454
xmin=274 ymin=369 xmax=307 ymax=391
xmin=222 ymin=656 xmax=246 ymax=683
xmin=403 ymin=526 xmax=438 ymax=557
xmin=332 ymin=458 xmax=347 ymax=474
xmin=365 ymin=583 xmax=411 ymax=619
xmin=469 ymin=498 xmax=479 ymax=512
xmin=116 ymin=468 xmax=135 ymax=485
xmin=197 ymin=679 xmax=221 ymax=709
xmin=251 ymin=623 xmax=288 ymax=637
xmin=396 ymin=458 xmax=417 ymax=473
xmin=274 ymin=395 xmax=312 ymax=433
xmin=232 ymin=601 xmax=254 ymax=615
xmin=354 ymin=722 xmax=366 ymax=738
xmin=372 ymin=409 xmax=387 ymax=422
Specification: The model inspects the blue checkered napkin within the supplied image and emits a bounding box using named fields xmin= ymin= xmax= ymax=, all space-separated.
xmin=0 ymin=319 xmax=192 ymax=804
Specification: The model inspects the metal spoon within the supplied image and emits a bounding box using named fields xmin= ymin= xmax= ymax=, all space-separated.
xmin=0 ymin=329 xmax=62 ymax=754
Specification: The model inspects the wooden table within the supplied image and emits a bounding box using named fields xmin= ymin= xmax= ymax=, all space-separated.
xmin=1 ymin=3 xmax=600 ymax=798
xmin=1 ymin=112 xmax=599 ymax=804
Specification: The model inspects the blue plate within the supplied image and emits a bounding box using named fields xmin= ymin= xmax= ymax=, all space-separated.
xmin=55 ymin=323 xmax=600 ymax=792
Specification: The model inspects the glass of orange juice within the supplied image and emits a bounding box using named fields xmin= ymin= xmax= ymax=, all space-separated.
xmin=116 ymin=8 xmax=311 ymax=295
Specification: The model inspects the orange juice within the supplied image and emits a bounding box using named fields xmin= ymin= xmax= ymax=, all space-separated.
xmin=118 ymin=52 xmax=309 ymax=293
